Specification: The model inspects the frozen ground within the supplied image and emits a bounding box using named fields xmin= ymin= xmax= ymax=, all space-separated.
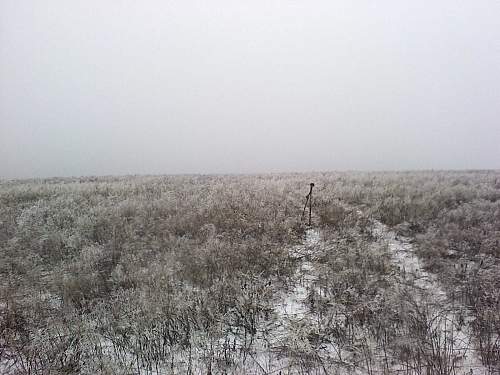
xmin=1 ymin=212 xmax=494 ymax=374
xmin=164 ymin=214 xmax=492 ymax=374
xmin=365 ymin=209 xmax=490 ymax=375
xmin=278 ymin=228 xmax=320 ymax=321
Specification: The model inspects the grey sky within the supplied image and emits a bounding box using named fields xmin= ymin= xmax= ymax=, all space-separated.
xmin=1 ymin=1 xmax=499 ymax=179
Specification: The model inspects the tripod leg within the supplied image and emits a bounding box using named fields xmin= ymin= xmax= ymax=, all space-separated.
xmin=308 ymin=192 xmax=312 ymax=226
xmin=302 ymin=195 xmax=310 ymax=221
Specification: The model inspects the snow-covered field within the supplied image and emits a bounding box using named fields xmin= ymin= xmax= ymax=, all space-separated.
xmin=1 ymin=172 xmax=499 ymax=374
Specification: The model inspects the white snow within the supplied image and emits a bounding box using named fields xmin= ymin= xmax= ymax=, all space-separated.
xmin=370 ymin=215 xmax=489 ymax=375
xmin=278 ymin=228 xmax=320 ymax=321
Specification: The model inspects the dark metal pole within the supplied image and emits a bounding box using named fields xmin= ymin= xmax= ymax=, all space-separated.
xmin=302 ymin=195 xmax=309 ymax=221
xmin=308 ymin=183 xmax=314 ymax=226
xmin=301 ymin=182 xmax=315 ymax=225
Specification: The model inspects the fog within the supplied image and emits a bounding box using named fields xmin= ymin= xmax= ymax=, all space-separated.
xmin=1 ymin=1 xmax=499 ymax=179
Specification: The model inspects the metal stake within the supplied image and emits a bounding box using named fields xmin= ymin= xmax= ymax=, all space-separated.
xmin=301 ymin=182 xmax=315 ymax=226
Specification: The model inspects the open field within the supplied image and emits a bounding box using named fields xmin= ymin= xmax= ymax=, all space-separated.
xmin=1 ymin=171 xmax=499 ymax=374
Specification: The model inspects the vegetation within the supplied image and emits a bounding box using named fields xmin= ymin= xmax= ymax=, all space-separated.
xmin=1 ymin=171 xmax=499 ymax=374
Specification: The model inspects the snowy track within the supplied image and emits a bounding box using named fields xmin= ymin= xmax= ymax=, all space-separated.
xmin=278 ymin=228 xmax=320 ymax=322
xmin=267 ymin=213 xmax=491 ymax=374
xmin=368 ymin=211 xmax=489 ymax=374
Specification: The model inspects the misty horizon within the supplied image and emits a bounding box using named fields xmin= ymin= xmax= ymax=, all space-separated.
xmin=1 ymin=1 xmax=499 ymax=179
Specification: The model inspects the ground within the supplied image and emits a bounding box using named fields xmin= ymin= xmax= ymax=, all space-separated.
xmin=1 ymin=171 xmax=499 ymax=374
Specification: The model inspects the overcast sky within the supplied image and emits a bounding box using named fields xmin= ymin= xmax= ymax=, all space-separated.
xmin=1 ymin=1 xmax=499 ymax=178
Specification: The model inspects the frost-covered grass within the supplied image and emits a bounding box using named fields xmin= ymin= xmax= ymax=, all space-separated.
xmin=0 ymin=171 xmax=499 ymax=374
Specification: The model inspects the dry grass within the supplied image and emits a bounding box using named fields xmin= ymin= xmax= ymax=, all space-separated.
xmin=1 ymin=171 xmax=499 ymax=374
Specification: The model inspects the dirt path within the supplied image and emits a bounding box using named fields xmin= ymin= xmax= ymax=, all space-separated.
xmin=277 ymin=228 xmax=320 ymax=322
xmin=369 ymin=212 xmax=489 ymax=374
xmin=253 ymin=228 xmax=324 ymax=372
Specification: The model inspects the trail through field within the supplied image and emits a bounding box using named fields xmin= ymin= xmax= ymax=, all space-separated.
xmin=248 ymin=228 xmax=328 ymax=373
xmin=269 ymin=216 xmax=489 ymax=375
xmin=277 ymin=228 xmax=320 ymax=322
xmin=363 ymin=208 xmax=490 ymax=374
